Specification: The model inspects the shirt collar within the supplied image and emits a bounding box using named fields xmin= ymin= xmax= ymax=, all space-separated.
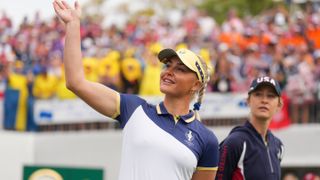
xmin=245 ymin=120 xmax=271 ymax=139
xmin=156 ymin=102 xmax=196 ymax=123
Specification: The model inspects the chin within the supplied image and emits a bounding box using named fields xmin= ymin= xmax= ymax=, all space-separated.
xmin=160 ymin=86 xmax=170 ymax=95
xmin=255 ymin=114 xmax=271 ymax=121
xmin=160 ymin=83 xmax=173 ymax=92
xmin=160 ymin=87 xmax=180 ymax=97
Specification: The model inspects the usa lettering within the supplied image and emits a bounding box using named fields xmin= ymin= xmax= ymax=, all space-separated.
xmin=257 ymin=77 xmax=276 ymax=86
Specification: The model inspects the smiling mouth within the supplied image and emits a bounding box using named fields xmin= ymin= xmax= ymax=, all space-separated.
xmin=162 ymin=78 xmax=174 ymax=84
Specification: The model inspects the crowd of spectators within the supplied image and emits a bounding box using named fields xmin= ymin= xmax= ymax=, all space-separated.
xmin=283 ymin=171 xmax=320 ymax=180
xmin=1 ymin=3 xmax=320 ymax=124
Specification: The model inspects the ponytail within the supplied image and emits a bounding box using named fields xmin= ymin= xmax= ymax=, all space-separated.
xmin=193 ymin=57 xmax=211 ymax=121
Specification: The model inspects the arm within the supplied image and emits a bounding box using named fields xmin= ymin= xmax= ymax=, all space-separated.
xmin=53 ymin=0 xmax=119 ymax=117
xmin=215 ymin=136 xmax=243 ymax=180
xmin=192 ymin=170 xmax=217 ymax=180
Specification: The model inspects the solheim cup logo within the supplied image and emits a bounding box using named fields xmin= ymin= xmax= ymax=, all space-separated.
xmin=185 ymin=130 xmax=195 ymax=146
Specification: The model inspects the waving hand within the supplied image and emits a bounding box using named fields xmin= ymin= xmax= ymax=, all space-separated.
xmin=53 ymin=0 xmax=81 ymax=24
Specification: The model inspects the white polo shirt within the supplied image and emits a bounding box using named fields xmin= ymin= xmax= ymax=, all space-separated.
xmin=114 ymin=94 xmax=219 ymax=180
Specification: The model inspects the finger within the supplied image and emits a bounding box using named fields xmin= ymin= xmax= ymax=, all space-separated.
xmin=52 ymin=1 xmax=59 ymax=10
xmin=61 ymin=0 xmax=72 ymax=9
xmin=52 ymin=1 xmax=62 ymax=12
xmin=53 ymin=3 xmax=59 ymax=14
xmin=75 ymin=1 xmax=81 ymax=14
xmin=75 ymin=1 xmax=80 ymax=10
xmin=54 ymin=0 xmax=66 ymax=10
xmin=53 ymin=3 xmax=63 ymax=16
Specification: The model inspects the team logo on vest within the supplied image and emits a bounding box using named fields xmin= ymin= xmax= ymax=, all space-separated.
xmin=185 ymin=130 xmax=194 ymax=146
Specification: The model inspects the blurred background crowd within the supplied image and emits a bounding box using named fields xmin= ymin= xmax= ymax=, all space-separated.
xmin=1 ymin=0 xmax=320 ymax=127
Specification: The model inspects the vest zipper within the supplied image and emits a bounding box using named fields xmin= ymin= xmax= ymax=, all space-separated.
xmin=266 ymin=145 xmax=274 ymax=173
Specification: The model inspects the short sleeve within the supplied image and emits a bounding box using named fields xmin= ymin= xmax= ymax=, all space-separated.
xmin=115 ymin=94 xmax=146 ymax=128
xmin=197 ymin=131 xmax=219 ymax=170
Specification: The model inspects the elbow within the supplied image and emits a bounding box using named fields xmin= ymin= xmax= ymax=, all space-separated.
xmin=65 ymin=82 xmax=76 ymax=92
xmin=65 ymin=80 xmax=82 ymax=92
xmin=64 ymin=71 xmax=88 ymax=94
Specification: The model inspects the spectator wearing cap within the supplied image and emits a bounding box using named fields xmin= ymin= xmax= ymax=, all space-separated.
xmin=53 ymin=1 xmax=219 ymax=179
xmin=216 ymin=76 xmax=284 ymax=180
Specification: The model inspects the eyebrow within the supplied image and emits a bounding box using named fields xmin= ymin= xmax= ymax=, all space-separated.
xmin=178 ymin=63 xmax=193 ymax=71
xmin=165 ymin=58 xmax=194 ymax=71
xmin=177 ymin=62 xmax=187 ymax=67
xmin=166 ymin=59 xmax=187 ymax=67
xmin=253 ymin=88 xmax=277 ymax=95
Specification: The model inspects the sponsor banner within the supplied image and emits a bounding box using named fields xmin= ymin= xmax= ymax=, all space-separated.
xmin=34 ymin=98 xmax=110 ymax=125
xmin=23 ymin=165 xmax=103 ymax=180
xmin=34 ymin=93 xmax=250 ymax=125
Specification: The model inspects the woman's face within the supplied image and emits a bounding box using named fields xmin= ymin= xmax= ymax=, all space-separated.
xmin=247 ymin=84 xmax=282 ymax=121
xmin=160 ymin=56 xmax=200 ymax=98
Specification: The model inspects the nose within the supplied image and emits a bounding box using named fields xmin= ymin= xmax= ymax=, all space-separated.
xmin=163 ymin=66 xmax=174 ymax=75
xmin=260 ymin=94 xmax=269 ymax=103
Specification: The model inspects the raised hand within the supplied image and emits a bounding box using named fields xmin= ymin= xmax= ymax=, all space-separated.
xmin=52 ymin=0 xmax=81 ymax=24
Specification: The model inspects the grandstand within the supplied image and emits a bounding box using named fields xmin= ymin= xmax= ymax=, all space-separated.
xmin=1 ymin=0 xmax=320 ymax=179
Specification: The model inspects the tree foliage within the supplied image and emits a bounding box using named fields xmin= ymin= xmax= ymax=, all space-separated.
xmin=198 ymin=0 xmax=277 ymax=24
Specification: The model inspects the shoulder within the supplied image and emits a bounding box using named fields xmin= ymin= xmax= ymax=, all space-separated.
xmin=268 ymin=131 xmax=284 ymax=147
xmin=120 ymin=93 xmax=145 ymax=102
xmin=205 ymin=127 xmax=219 ymax=146
xmin=190 ymin=122 xmax=219 ymax=153
xmin=225 ymin=126 xmax=250 ymax=142
xmin=268 ymin=131 xmax=285 ymax=161
xmin=221 ymin=125 xmax=250 ymax=147
xmin=193 ymin=121 xmax=218 ymax=145
xmin=120 ymin=94 xmax=149 ymax=108
xmin=116 ymin=94 xmax=154 ymax=126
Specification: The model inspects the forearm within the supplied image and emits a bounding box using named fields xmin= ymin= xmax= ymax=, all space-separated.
xmin=64 ymin=20 xmax=85 ymax=90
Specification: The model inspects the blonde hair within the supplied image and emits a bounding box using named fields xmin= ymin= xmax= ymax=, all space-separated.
xmin=193 ymin=56 xmax=211 ymax=121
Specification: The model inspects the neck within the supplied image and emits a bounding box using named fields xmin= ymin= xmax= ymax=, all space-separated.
xmin=163 ymin=96 xmax=191 ymax=116
xmin=249 ymin=117 xmax=271 ymax=141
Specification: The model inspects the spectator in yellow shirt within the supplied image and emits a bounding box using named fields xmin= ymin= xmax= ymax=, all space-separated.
xmin=33 ymin=67 xmax=58 ymax=99
xmin=98 ymin=50 xmax=121 ymax=91
xmin=56 ymin=67 xmax=77 ymax=99
xmin=139 ymin=43 xmax=163 ymax=96
xmin=83 ymin=57 xmax=99 ymax=82
xmin=6 ymin=61 xmax=32 ymax=131
xmin=120 ymin=49 xmax=142 ymax=94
